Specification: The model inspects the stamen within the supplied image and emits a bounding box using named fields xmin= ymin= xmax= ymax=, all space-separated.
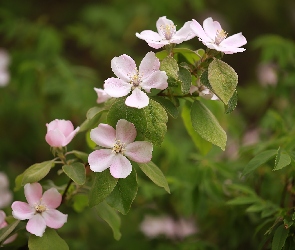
xmin=215 ymin=29 xmax=228 ymax=45
xmin=35 ymin=204 xmax=47 ymax=213
xmin=129 ymin=70 xmax=142 ymax=90
xmin=160 ymin=24 xmax=176 ymax=40
xmin=112 ymin=140 xmax=125 ymax=154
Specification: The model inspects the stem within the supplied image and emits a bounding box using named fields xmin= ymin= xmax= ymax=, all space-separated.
xmin=62 ymin=179 xmax=73 ymax=203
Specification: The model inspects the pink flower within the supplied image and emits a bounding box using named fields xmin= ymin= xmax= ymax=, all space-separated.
xmin=104 ymin=52 xmax=168 ymax=109
xmin=0 ymin=210 xmax=17 ymax=244
xmin=94 ymin=88 xmax=111 ymax=104
xmin=11 ymin=183 xmax=68 ymax=237
xmin=88 ymin=119 xmax=153 ymax=178
xmin=136 ymin=16 xmax=196 ymax=49
xmin=0 ymin=49 xmax=10 ymax=87
xmin=191 ymin=17 xmax=247 ymax=54
xmin=45 ymin=119 xmax=80 ymax=147
xmin=0 ymin=172 xmax=13 ymax=209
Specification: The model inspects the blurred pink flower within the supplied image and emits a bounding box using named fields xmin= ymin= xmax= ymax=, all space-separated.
xmin=189 ymin=85 xmax=219 ymax=100
xmin=191 ymin=17 xmax=247 ymax=54
xmin=88 ymin=119 xmax=153 ymax=178
xmin=104 ymin=52 xmax=168 ymax=109
xmin=0 ymin=210 xmax=17 ymax=244
xmin=0 ymin=172 xmax=13 ymax=209
xmin=0 ymin=49 xmax=10 ymax=87
xmin=11 ymin=183 xmax=68 ymax=237
xmin=257 ymin=63 xmax=277 ymax=86
xmin=136 ymin=16 xmax=196 ymax=49
xmin=94 ymin=88 xmax=111 ymax=104
xmin=45 ymin=119 xmax=80 ymax=147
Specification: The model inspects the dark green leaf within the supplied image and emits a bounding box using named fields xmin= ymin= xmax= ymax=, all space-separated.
xmin=272 ymin=225 xmax=289 ymax=250
xmin=178 ymin=66 xmax=191 ymax=94
xmin=62 ymin=163 xmax=86 ymax=185
xmin=72 ymin=194 xmax=89 ymax=213
xmin=151 ymin=96 xmax=179 ymax=119
xmin=71 ymin=150 xmax=88 ymax=163
xmin=225 ymin=90 xmax=238 ymax=114
xmin=22 ymin=161 xmax=55 ymax=185
xmin=227 ymin=196 xmax=258 ymax=205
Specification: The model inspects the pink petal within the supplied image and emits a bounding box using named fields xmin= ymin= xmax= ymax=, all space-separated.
xmin=220 ymin=32 xmax=247 ymax=48
xmin=111 ymin=54 xmax=137 ymax=82
xmin=190 ymin=20 xmax=212 ymax=43
xmin=203 ymin=17 xmax=219 ymax=41
xmin=125 ymin=88 xmax=149 ymax=109
xmin=26 ymin=214 xmax=46 ymax=237
xmin=24 ymin=183 xmax=42 ymax=206
xmin=136 ymin=30 xmax=162 ymax=42
xmin=11 ymin=201 xmax=34 ymax=220
xmin=90 ymin=123 xmax=116 ymax=148
xmin=88 ymin=149 xmax=115 ymax=172
xmin=0 ymin=210 xmax=6 ymax=227
xmin=172 ymin=21 xmax=196 ymax=43
xmin=109 ymin=154 xmax=132 ymax=178
xmin=115 ymin=119 xmax=137 ymax=144
xmin=42 ymin=188 xmax=62 ymax=209
xmin=42 ymin=209 xmax=68 ymax=229
xmin=125 ymin=141 xmax=153 ymax=163
xmin=139 ymin=52 xmax=160 ymax=80
xmin=104 ymin=77 xmax=131 ymax=97
xmin=63 ymin=126 xmax=80 ymax=146
xmin=94 ymin=88 xmax=111 ymax=104
xmin=46 ymin=120 xmax=74 ymax=137
xmin=147 ymin=41 xmax=169 ymax=49
xmin=156 ymin=16 xmax=174 ymax=38
xmin=45 ymin=129 xmax=66 ymax=147
xmin=141 ymin=71 xmax=168 ymax=92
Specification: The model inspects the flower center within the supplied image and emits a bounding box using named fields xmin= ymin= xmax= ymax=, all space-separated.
xmin=35 ymin=204 xmax=47 ymax=213
xmin=112 ymin=140 xmax=125 ymax=154
xmin=160 ymin=24 xmax=176 ymax=40
xmin=215 ymin=29 xmax=228 ymax=45
xmin=129 ymin=71 xmax=142 ymax=90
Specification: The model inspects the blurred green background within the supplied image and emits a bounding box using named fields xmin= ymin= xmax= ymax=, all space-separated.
xmin=1 ymin=0 xmax=295 ymax=249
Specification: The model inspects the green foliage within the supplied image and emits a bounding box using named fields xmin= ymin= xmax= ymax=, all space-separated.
xmin=272 ymin=225 xmax=289 ymax=250
xmin=151 ymin=96 xmax=179 ymax=119
xmin=62 ymin=163 xmax=86 ymax=185
xmin=79 ymin=106 xmax=107 ymax=133
xmin=273 ymin=148 xmax=291 ymax=171
xmin=0 ymin=220 xmax=19 ymax=245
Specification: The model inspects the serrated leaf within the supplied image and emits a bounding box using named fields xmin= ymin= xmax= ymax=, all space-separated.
xmin=227 ymin=196 xmax=258 ymax=205
xmin=95 ymin=201 xmax=121 ymax=240
xmin=71 ymin=150 xmax=88 ymax=163
xmin=79 ymin=106 xmax=107 ymax=132
xmin=225 ymin=90 xmax=238 ymax=114
xmin=88 ymin=171 xmax=118 ymax=208
xmin=242 ymin=150 xmax=277 ymax=175
xmin=28 ymin=228 xmax=69 ymax=250
xmin=0 ymin=220 xmax=19 ymax=244
xmin=200 ymin=70 xmax=212 ymax=90
xmin=190 ymin=100 xmax=226 ymax=150
xmin=274 ymin=148 xmax=291 ymax=171
xmin=106 ymin=169 xmax=138 ymax=215
xmin=178 ymin=66 xmax=191 ymax=94
xmin=208 ymin=59 xmax=238 ymax=105
xmin=138 ymin=161 xmax=170 ymax=193
xmin=143 ymin=99 xmax=168 ymax=146
xmin=160 ymin=56 xmax=179 ymax=79
xmin=151 ymin=96 xmax=179 ymax=119
xmin=62 ymin=163 xmax=86 ymax=185
xmin=181 ymin=101 xmax=212 ymax=155
xmin=272 ymin=225 xmax=288 ymax=250
xmin=22 ymin=161 xmax=55 ymax=185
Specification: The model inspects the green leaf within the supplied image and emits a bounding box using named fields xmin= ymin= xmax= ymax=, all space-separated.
xmin=208 ymin=59 xmax=238 ymax=105
xmin=178 ymin=66 xmax=191 ymax=94
xmin=175 ymin=48 xmax=204 ymax=65
xmin=138 ymin=161 xmax=170 ymax=193
xmin=106 ymin=169 xmax=138 ymax=215
xmin=274 ymin=148 xmax=291 ymax=171
xmin=79 ymin=106 xmax=107 ymax=132
xmin=88 ymin=171 xmax=118 ymax=208
xmin=227 ymin=196 xmax=258 ymax=205
xmin=151 ymin=96 xmax=179 ymax=119
xmin=28 ymin=228 xmax=69 ymax=250
xmin=272 ymin=225 xmax=289 ymax=250
xmin=181 ymin=101 xmax=212 ymax=155
xmin=242 ymin=150 xmax=277 ymax=175
xmin=190 ymin=100 xmax=226 ymax=150
xmin=95 ymin=201 xmax=121 ymax=240
xmin=71 ymin=150 xmax=89 ymax=163
xmin=225 ymin=90 xmax=238 ymax=114
xmin=143 ymin=99 xmax=168 ymax=146
xmin=14 ymin=173 xmax=25 ymax=191
xmin=22 ymin=160 xmax=55 ymax=185
xmin=200 ymin=69 xmax=212 ymax=90
xmin=62 ymin=163 xmax=86 ymax=185
xmin=160 ymin=56 xmax=179 ymax=79
xmin=0 ymin=220 xmax=19 ymax=245
xmin=246 ymin=203 xmax=266 ymax=213
xmin=72 ymin=194 xmax=89 ymax=213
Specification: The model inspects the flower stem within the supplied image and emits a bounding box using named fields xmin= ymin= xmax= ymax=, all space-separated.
xmin=62 ymin=179 xmax=73 ymax=203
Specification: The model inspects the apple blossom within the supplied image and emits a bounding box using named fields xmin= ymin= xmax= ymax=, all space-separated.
xmin=0 ymin=49 xmax=10 ymax=87
xmin=45 ymin=119 xmax=80 ymax=147
xmin=0 ymin=172 xmax=13 ymax=209
xmin=104 ymin=52 xmax=168 ymax=109
xmin=191 ymin=17 xmax=247 ymax=54
xmin=189 ymin=85 xmax=219 ymax=100
xmin=88 ymin=119 xmax=153 ymax=178
xmin=11 ymin=183 xmax=68 ymax=237
xmin=0 ymin=210 xmax=17 ymax=244
xmin=94 ymin=87 xmax=111 ymax=104
xmin=136 ymin=16 xmax=196 ymax=49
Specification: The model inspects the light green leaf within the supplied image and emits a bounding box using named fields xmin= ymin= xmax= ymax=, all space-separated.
xmin=178 ymin=66 xmax=191 ymax=94
xmin=95 ymin=201 xmax=121 ymax=240
xmin=22 ymin=160 xmax=55 ymax=185
xmin=208 ymin=59 xmax=238 ymax=105
xmin=151 ymin=96 xmax=179 ymax=119
xmin=28 ymin=228 xmax=69 ymax=250
xmin=181 ymin=101 xmax=212 ymax=155
xmin=271 ymin=224 xmax=288 ymax=250
xmin=106 ymin=169 xmax=138 ymax=215
xmin=138 ymin=161 xmax=170 ymax=193
xmin=14 ymin=173 xmax=25 ymax=191
xmin=62 ymin=163 xmax=86 ymax=185
xmin=0 ymin=220 xmax=19 ymax=245
xmin=227 ymin=196 xmax=258 ymax=205
xmin=190 ymin=100 xmax=226 ymax=150
xmin=88 ymin=171 xmax=118 ymax=208
xmin=71 ymin=150 xmax=88 ymax=163
xmin=274 ymin=148 xmax=291 ymax=171
xmin=242 ymin=150 xmax=277 ymax=175
xmin=160 ymin=56 xmax=179 ymax=79
xmin=79 ymin=106 xmax=107 ymax=132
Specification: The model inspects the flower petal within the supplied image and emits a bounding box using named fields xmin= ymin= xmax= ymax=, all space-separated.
xmin=172 ymin=21 xmax=196 ymax=43
xmin=109 ymin=154 xmax=132 ymax=178
xmin=63 ymin=126 xmax=80 ymax=146
xmin=136 ymin=30 xmax=162 ymax=42
xmin=42 ymin=209 xmax=68 ymax=229
xmin=220 ymin=32 xmax=247 ymax=48
xmin=203 ymin=17 xmax=219 ymax=40
xmin=190 ymin=20 xmax=212 ymax=43
xmin=141 ymin=71 xmax=168 ymax=92
xmin=104 ymin=77 xmax=131 ymax=97
xmin=0 ymin=210 xmax=6 ymax=227
xmin=147 ymin=41 xmax=169 ymax=49
xmin=116 ymin=119 xmax=137 ymax=144
xmin=139 ymin=52 xmax=160 ymax=80
xmin=45 ymin=129 xmax=66 ymax=147
xmin=111 ymin=54 xmax=137 ymax=82
xmin=125 ymin=141 xmax=153 ymax=163
xmin=156 ymin=16 xmax=174 ymax=38
xmin=26 ymin=214 xmax=46 ymax=237
xmin=24 ymin=183 xmax=42 ymax=206
xmin=42 ymin=188 xmax=62 ymax=209
xmin=55 ymin=120 xmax=74 ymax=137
xmin=125 ymin=88 xmax=149 ymax=109
xmin=90 ymin=123 xmax=116 ymax=148
xmin=11 ymin=201 xmax=34 ymax=220
xmin=94 ymin=88 xmax=111 ymax=104
xmin=88 ymin=149 xmax=115 ymax=172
